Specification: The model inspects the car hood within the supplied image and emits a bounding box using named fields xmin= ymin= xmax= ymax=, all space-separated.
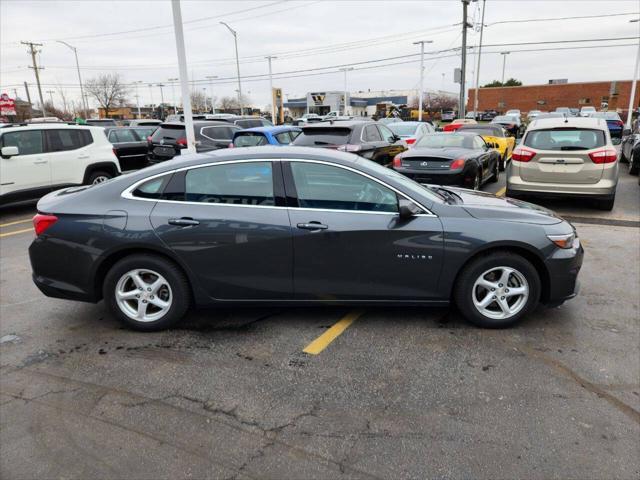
xmin=439 ymin=186 xmax=564 ymax=225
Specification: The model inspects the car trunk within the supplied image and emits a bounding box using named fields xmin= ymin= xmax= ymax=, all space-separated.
xmin=400 ymin=156 xmax=454 ymax=171
xmin=520 ymin=128 xmax=606 ymax=184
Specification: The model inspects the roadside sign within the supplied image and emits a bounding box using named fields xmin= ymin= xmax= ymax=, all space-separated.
xmin=0 ymin=93 xmax=16 ymax=116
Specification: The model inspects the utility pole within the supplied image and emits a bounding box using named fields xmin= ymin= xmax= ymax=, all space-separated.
xmin=172 ymin=0 xmax=196 ymax=153
xmin=21 ymin=41 xmax=46 ymax=117
xmin=626 ymin=18 xmax=640 ymax=129
xmin=459 ymin=0 xmax=475 ymax=119
xmin=500 ymin=51 xmax=510 ymax=84
xmin=133 ymin=81 xmax=143 ymax=118
xmin=472 ymin=0 xmax=486 ymax=118
xmin=265 ymin=56 xmax=277 ymax=123
xmin=413 ymin=40 xmax=433 ymax=121
xmin=168 ymin=77 xmax=178 ymax=114
xmin=56 ymin=41 xmax=88 ymax=115
xmin=157 ymin=83 xmax=165 ymax=119
xmin=206 ymin=75 xmax=217 ymax=113
xmin=23 ymin=81 xmax=32 ymax=105
xmin=220 ymin=22 xmax=243 ymax=115
xmin=339 ymin=67 xmax=353 ymax=116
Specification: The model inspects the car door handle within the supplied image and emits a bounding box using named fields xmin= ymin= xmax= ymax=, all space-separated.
xmin=168 ymin=217 xmax=200 ymax=227
xmin=33 ymin=160 xmax=47 ymax=164
xmin=297 ymin=222 xmax=328 ymax=231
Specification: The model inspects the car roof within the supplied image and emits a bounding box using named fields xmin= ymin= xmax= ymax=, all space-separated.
xmin=528 ymin=117 xmax=607 ymax=130
xmin=301 ymin=120 xmax=370 ymax=129
xmin=237 ymin=125 xmax=300 ymax=134
xmin=0 ymin=123 xmax=103 ymax=132
xmin=158 ymin=120 xmax=237 ymax=127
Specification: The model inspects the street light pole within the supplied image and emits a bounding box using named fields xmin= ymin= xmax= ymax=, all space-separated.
xmin=472 ymin=0 xmax=486 ymax=118
xmin=265 ymin=56 xmax=277 ymax=123
xmin=56 ymin=40 xmax=88 ymax=116
xmin=133 ymin=81 xmax=143 ymax=118
xmin=168 ymin=78 xmax=178 ymax=115
xmin=172 ymin=0 xmax=196 ymax=154
xmin=220 ymin=21 xmax=243 ymax=115
xmin=500 ymin=51 xmax=510 ymax=84
xmin=205 ymin=75 xmax=218 ymax=113
xmin=157 ymin=84 xmax=165 ymax=119
xmin=413 ymin=40 xmax=433 ymax=121
xmin=626 ymin=19 xmax=640 ymax=129
xmin=339 ymin=67 xmax=353 ymax=116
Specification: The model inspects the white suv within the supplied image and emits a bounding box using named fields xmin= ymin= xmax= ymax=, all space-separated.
xmin=0 ymin=123 xmax=120 ymax=205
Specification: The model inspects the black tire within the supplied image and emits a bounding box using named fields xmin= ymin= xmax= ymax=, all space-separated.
xmin=596 ymin=195 xmax=615 ymax=211
xmin=489 ymin=158 xmax=499 ymax=183
xmin=103 ymin=254 xmax=191 ymax=331
xmin=453 ymin=252 xmax=541 ymax=328
xmin=620 ymin=147 xmax=628 ymax=163
xmin=88 ymin=170 xmax=113 ymax=185
xmin=499 ymin=153 xmax=506 ymax=172
xmin=629 ymin=155 xmax=640 ymax=175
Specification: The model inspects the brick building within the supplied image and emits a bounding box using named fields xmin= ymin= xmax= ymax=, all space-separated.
xmin=467 ymin=80 xmax=638 ymax=120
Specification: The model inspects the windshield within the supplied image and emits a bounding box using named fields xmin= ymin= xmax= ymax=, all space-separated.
xmin=458 ymin=126 xmax=503 ymax=137
xmin=415 ymin=134 xmax=473 ymax=149
xmin=292 ymin=128 xmax=352 ymax=146
xmin=493 ymin=116 xmax=517 ymax=123
xmin=387 ymin=123 xmax=419 ymax=136
xmin=524 ymin=128 xmax=606 ymax=150
xmin=233 ymin=133 xmax=268 ymax=147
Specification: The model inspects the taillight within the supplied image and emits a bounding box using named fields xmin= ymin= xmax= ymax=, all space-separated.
xmin=614 ymin=120 xmax=624 ymax=127
xmin=228 ymin=142 xmax=234 ymax=148
xmin=449 ymin=158 xmax=465 ymax=170
xmin=589 ymin=148 xmax=617 ymax=164
xmin=393 ymin=154 xmax=403 ymax=168
xmin=33 ymin=214 xmax=58 ymax=236
xmin=176 ymin=137 xmax=187 ymax=147
xmin=112 ymin=147 xmax=117 ymax=157
xmin=512 ymin=147 xmax=536 ymax=162
xmin=405 ymin=138 xmax=416 ymax=145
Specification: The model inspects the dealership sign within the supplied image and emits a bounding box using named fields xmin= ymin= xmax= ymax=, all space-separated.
xmin=0 ymin=93 xmax=16 ymax=116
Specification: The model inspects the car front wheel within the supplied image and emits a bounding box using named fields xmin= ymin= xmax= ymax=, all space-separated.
xmin=88 ymin=170 xmax=113 ymax=185
xmin=103 ymin=254 xmax=191 ymax=331
xmin=454 ymin=252 xmax=541 ymax=328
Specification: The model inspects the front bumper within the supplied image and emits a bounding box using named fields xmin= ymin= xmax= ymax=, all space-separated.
xmin=543 ymin=240 xmax=584 ymax=306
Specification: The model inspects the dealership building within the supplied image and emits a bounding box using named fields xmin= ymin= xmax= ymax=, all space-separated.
xmin=284 ymin=89 xmax=455 ymax=117
xmin=466 ymin=80 xmax=638 ymax=119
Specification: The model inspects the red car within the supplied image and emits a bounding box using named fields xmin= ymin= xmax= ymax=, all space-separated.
xmin=443 ymin=119 xmax=477 ymax=132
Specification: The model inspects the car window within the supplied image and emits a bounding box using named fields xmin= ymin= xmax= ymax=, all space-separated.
xmin=133 ymin=127 xmax=157 ymax=139
xmin=378 ymin=124 xmax=396 ymax=143
xmin=200 ymin=126 xmax=235 ymax=141
xmin=473 ymin=136 xmax=486 ymax=149
xmin=293 ymin=127 xmax=352 ymax=146
xmin=109 ymin=129 xmax=138 ymax=143
xmin=132 ymin=174 xmax=172 ymax=199
xmin=44 ymin=129 xmax=89 ymax=152
xmin=524 ymin=128 xmax=606 ymax=150
xmin=185 ymin=161 xmax=274 ymax=205
xmin=415 ymin=134 xmax=473 ymax=149
xmin=290 ymin=162 xmax=398 ymax=213
xmin=2 ymin=129 xmax=44 ymax=155
xmin=235 ymin=119 xmax=262 ymax=129
xmin=233 ymin=133 xmax=268 ymax=147
xmin=273 ymin=132 xmax=292 ymax=144
xmin=363 ymin=124 xmax=382 ymax=142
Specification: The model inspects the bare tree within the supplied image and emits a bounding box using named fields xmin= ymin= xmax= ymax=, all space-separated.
xmin=218 ymin=94 xmax=251 ymax=113
xmin=55 ymin=82 xmax=70 ymax=117
xmin=85 ymin=73 xmax=128 ymax=118
xmin=190 ymin=90 xmax=210 ymax=113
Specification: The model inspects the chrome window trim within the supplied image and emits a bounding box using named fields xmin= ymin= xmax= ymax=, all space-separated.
xmin=121 ymin=158 xmax=436 ymax=217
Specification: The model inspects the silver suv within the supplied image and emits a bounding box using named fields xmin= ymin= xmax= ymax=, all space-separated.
xmin=506 ymin=117 xmax=618 ymax=210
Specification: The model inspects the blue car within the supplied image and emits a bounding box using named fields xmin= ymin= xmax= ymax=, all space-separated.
xmin=589 ymin=112 xmax=624 ymax=140
xmin=232 ymin=125 xmax=302 ymax=147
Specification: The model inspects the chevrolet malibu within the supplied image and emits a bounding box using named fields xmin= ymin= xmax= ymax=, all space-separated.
xmin=29 ymin=147 xmax=583 ymax=331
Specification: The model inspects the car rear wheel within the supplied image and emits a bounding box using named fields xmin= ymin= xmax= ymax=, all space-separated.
xmin=489 ymin=159 xmax=499 ymax=183
xmin=454 ymin=252 xmax=541 ymax=328
xmin=88 ymin=171 xmax=113 ymax=185
xmin=629 ymin=155 xmax=639 ymax=175
xmin=472 ymin=171 xmax=481 ymax=190
xmin=103 ymin=254 xmax=191 ymax=331
xmin=499 ymin=152 xmax=507 ymax=171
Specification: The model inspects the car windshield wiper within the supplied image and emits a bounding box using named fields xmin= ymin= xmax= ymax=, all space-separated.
xmin=427 ymin=185 xmax=461 ymax=204
xmin=314 ymin=141 xmax=333 ymax=145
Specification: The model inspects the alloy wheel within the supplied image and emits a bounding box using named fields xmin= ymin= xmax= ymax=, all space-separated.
xmin=473 ymin=173 xmax=481 ymax=190
xmin=92 ymin=175 xmax=110 ymax=184
xmin=115 ymin=269 xmax=173 ymax=322
xmin=472 ymin=266 xmax=529 ymax=320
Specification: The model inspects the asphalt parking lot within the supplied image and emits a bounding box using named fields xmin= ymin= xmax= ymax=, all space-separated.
xmin=1 ymin=170 xmax=639 ymax=479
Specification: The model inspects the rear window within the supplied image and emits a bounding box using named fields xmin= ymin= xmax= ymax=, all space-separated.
xmin=524 ymin=128 xmax=606 ymax=151
xmin=233 ymin=133 xmax=268 ymax=147
xmin=151 ymin=125 xmax=184 ymax=142
xmin=415 ymin=134 xmax=474 ymax=149
xmin=387 ymin=123 xmax=419 ymax=136
xmin=292 ymin=127 xmax=352 ymax=146
xmin=235 ymin=119 xmax=263 ymax=129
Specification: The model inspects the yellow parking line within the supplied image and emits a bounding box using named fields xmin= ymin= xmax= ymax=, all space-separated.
xmin=0 ymin=227 xmax=33 ymax=238
xmin=496 ymin=187 xmax=506 ymax=197
xmin=0 ymin=218 xmax=32 ymax=228
xmin=303 ymin=309 xmax=364 ymax=355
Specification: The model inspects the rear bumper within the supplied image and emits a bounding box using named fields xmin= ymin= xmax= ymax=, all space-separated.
xmin=32 ymin=273 xmax=97 ymax=303
xmin=507 ymin=172 xmax=618 ymax=198
xmin=394 ymin=168 xmax=472 ymax=188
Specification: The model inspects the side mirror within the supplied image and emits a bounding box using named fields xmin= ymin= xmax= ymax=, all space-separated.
xmin=1 ymin=146 xmax=19 ymax=158
xmin=623 ymin=128 xmax=631 ymax=137
xmin=398 ymin=198 xmax=421 ymax=219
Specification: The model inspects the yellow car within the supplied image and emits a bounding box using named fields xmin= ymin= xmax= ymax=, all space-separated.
xmin=457 ymin=124 xmax=516 ymax=171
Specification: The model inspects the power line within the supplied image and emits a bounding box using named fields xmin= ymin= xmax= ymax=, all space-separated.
xmin=486 ymin=11 xmax=639 ymax=27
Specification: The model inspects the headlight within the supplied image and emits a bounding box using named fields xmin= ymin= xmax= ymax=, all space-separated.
xmin=547 ymin=233 xmax=577 ymax=249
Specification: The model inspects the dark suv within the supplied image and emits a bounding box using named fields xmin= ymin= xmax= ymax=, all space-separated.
xmin=291 ymin=121 xmax=406 ymax=165
xmin=148 ymin=121 xmax=241 ymax=163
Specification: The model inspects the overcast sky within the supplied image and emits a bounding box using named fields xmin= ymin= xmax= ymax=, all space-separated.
xmin=1 ymin=0 xmax=638 ymax=111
